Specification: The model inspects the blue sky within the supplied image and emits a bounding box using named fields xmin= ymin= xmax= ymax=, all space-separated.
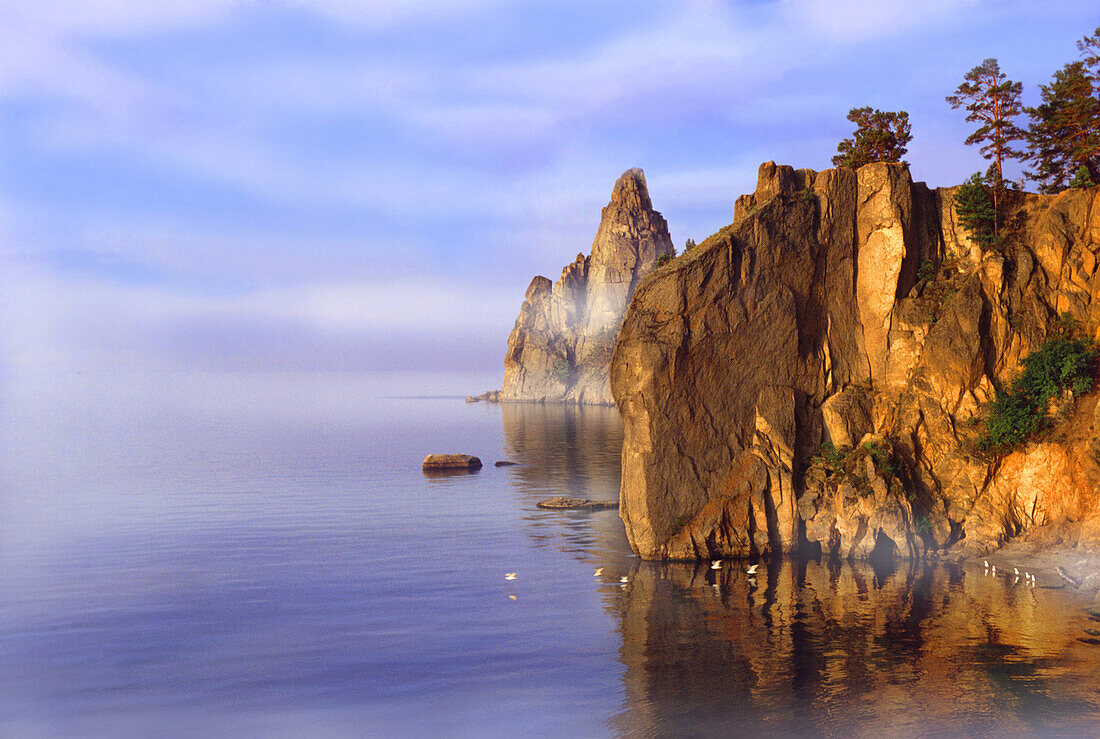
xmin=1 ymin=1 xmax=1097 ymax=375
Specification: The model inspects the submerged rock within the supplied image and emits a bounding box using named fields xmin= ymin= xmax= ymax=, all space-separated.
xmin=422 ymin=454 xmax=483 ymax=471
xmin=536 ymin=497 xmax=618 ymax=510
xmin=612 ymin=161 xmax=1100 ymax=561
xmin=501 ymin=168 xmax=674 ymax=405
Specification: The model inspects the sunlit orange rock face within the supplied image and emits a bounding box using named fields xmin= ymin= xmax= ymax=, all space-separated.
xmin=611 ymin=161 xmax=1100 ymax=560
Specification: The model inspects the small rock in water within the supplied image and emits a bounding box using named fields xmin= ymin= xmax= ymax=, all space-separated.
xmin=422 ymin=454 xmax=483 ymax=471
xmin=536 ymin=497 xmax=617 ymax=510
xmin=1077 ymin=637 xmax=1100 ymax=646
xmin=495 ymin=460 xmax=519 ymax=467
xmin=1056 ymin=567 xmax=1081 ymax=588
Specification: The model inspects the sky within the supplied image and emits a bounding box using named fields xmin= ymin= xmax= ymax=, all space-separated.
xmin=0 ymin=1 xmax=1097 ymax=378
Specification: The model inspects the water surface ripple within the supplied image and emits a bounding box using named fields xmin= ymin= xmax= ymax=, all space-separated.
xmin=1 ymin=370 xmax=1098 ymax=736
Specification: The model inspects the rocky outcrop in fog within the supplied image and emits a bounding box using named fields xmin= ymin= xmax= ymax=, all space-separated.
xmin=502 ymin=168 xmax=674 ymax=405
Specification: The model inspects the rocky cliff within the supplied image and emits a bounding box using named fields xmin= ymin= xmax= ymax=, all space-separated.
xmin=611 ymin=161 xmax=1100 ymax=562
xmin=502 ymin=169 xmax=674 ymax=405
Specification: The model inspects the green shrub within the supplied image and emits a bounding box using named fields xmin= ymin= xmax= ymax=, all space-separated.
xmin=656 ymin=248 xmax=677 ymax=267
xmin=813 ymin=441 xmax=849 ymax=475
xmin=978 ymin=336 xmax=1099 ymax=453
xmin=1070 ymin=165 xmax=1096 ymax=189
xmin=955 ymin=172 xmax=1001 ymax=251
xmin=917 ymin=258 xmax=936 ymax=283
xmin=550 ymin=356 xmax=572 ymax=378
xmin=668 ymin=513 xmax=691 ymax=538
xmin=862 ymin=440 xmax=899 ymax=478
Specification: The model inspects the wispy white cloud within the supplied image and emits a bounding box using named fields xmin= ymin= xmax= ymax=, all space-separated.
xmin=3 ymin=0 xmax=504 ymax=37
xmin=0 ymin=262 xmax=517 ymax=369
xmin=281 ymin=0 xmax=506 ymax=28
xmin=2 ymin=0 xmax=1096 ymax=374
xmin=779 ymin=0 xmax=981 ymax=40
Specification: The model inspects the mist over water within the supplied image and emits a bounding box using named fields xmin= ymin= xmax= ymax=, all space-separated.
xmin=1 ymin=369 xmax=1098 ymax=735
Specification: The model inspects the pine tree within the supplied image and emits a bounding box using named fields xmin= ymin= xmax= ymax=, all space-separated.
xmin=946 ymin=59 xmax=1026 ymax=180
xmin=1025 ymin=29 xmax=1100 ymax=192
xmin=831 ymin=107 xmax=912 ymax=169
xmin=1079 ymin=26 xmax=1100 ymax=71
xmin=946 ymin=59 xmax=1024 ymax=235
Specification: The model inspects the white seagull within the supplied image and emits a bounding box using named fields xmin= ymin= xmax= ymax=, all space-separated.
xmin=983 ymin=560 xmax=989 ymax=569
xmin=1014 ymin=567 xmax=1020 ymax=575
xmin=594 ymin=568 xmax=604 ymax=577
xmin=746 ymin=564 xmax=759 ymax=575
xmin=620 ymin=576 xmax=629 ymax=584
xmin=711 ymin=561 xmax=722 ymax=570
xmin=505 ymin=573 xmax=517 ymax=581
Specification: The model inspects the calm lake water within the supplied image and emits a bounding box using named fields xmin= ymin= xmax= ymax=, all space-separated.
xmin=2 ymin=369 xmax=1100 ymax=736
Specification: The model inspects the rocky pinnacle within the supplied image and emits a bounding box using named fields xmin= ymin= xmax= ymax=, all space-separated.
xmin=501 ymin=168 xmax=674 ymax=405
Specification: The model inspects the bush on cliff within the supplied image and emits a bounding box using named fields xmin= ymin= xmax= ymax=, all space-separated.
xmin=978 ymin=335 xmax=1099 ymax=453
xmin=955 ymin=170 xmax=1003 ymax=251
xmin=813 ymin=441 xmax=848 ymax=475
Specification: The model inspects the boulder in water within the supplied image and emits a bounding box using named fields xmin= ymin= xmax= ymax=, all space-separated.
xmin=422 ymin=454 xmax=483 ymax=471
xmin=536 ymin=496 xmax=617 ymax=510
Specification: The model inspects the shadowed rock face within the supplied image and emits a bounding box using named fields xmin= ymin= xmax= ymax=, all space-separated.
xmin=502 ymin=169 xmax=674 ymax=405
xmin=612 ymin=160 xmax=1100 ymax=561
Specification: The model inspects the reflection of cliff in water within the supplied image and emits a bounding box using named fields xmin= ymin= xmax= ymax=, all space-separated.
xmin=500 ymin=403 xmax=629 ymax=558
xmin=501 ymin=403 xmax=623 ymax=504
xmin=611 ymin=557 xmax=1100 ymax=735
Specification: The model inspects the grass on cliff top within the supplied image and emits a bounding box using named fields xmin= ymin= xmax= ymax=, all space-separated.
xmin=978 ymin=331 xmax=1099 ymax=454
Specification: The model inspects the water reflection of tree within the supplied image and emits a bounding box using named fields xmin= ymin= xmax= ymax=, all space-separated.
xmin=611 ymin=558 xmax=1100 ymax=734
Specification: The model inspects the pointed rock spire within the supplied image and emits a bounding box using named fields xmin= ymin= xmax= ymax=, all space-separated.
xmin=501 ymin=168 xmax=674 ymax=405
